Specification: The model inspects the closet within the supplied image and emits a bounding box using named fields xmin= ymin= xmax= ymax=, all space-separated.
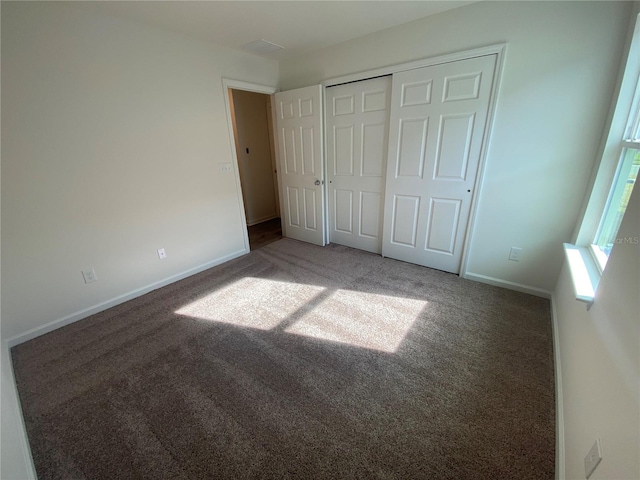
xmin=274 ymin=53 xmax=498 ymax=274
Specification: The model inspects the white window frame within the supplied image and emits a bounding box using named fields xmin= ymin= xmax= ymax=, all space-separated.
xmin=565 ymin=10 xmax=640 ymax=307
xmin=590 ymin=108 xmax=640 ymax=272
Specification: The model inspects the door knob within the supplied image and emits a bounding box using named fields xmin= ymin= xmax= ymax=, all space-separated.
xmin=314 ymin=179 xmax=321 ymax=186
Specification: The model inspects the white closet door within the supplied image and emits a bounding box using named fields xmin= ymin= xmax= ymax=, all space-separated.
xmin=326 ymin=76 xmax=391 ymax=254
xmin=382 ymin=55 xmax=496 ymax=273
xmin=274 ymin=85 xmax=325 ymax=246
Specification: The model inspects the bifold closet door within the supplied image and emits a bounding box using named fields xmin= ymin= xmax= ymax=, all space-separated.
xmin=326 ymin=76 xmax=391 ymax=254
xmin=382 ymin=55 xmax=496 ymax=273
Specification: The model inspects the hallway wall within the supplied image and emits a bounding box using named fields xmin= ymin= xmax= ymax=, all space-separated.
xmin=230 ymin=89 xmax=278 ymax=226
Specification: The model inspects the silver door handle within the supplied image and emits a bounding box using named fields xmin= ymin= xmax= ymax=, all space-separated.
xmin=314 ymin=180 xmax=322 ymax=186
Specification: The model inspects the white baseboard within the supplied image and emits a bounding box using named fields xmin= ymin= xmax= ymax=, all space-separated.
xmin=1 ymin=341 xmax=38 ymax=480
xmin=6 ymin=248 xmax=248 ymax=348
xmin=550 ymin=293 xmax=565 ymax=480
xmin=246 ymin=214 xmax=279 ymax=227
xmin=463 ymin=272 xmax=552 ymax=298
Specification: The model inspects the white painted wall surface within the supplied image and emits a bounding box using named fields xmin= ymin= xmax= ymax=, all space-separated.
xmin=553 ymin=184 xmax=640 ymax=480
xmin=1 ymin=2 xmax=278 ymax=341
xmin=279 ymin=1 xmax=631 ymax=294
xmin=230 ymin=89 xmax=278 ymax=226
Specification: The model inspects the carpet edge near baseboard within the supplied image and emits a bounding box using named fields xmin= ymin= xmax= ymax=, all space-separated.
xmin=5 ymin=248 xmax=249 ymax=348
xmin=463 ymin=272 xmax=552 ymax=299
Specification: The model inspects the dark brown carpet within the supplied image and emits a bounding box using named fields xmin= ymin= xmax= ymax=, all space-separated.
xmin=12 ymin=239 xmax=555 ymax=480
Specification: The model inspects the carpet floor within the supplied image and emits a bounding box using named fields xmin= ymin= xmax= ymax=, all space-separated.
xmin=12 ymin=239 xmax=555 ymax=479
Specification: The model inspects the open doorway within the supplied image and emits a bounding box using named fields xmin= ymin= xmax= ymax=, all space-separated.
xmin=228 ymin=88 xmax=282 ymax=250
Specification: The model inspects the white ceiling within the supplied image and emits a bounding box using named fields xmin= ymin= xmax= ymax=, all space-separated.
xmin=71 ymin=1 xmax=475 ymax=61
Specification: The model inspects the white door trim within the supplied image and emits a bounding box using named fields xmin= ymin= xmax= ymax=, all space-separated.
xmin=322 ymin=44 xmax=507 ymax=278
xmin=222 ymin=78 xmax=277 ymax=253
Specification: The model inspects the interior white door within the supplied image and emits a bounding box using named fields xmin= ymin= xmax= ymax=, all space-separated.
xmin=326 ymin=76 xmax=391 ymax=254
xmin=274 ymin=85 xmax=325 ymax=246
xmin=382 ymin=55 xmax=496 ymax=273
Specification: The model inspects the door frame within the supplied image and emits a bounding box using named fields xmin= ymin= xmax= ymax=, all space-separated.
xmin=222 ymin=78 xmax=278 ymax=253
xmin=321 ymin=43 xmax=507 ymax=278
xmin=265 ymin=101 xmax=280 ymax=218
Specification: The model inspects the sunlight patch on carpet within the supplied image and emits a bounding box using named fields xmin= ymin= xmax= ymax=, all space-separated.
xmin=175 ymin=277 xmax=326 ymax=330
xmin=285 ymin=290 xmax=427 ymax=353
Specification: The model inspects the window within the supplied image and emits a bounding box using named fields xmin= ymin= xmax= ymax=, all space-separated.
xmin=565 ymin=11 xmax=639 ymax=306
xmin=591 ymin=87 xmax=640 ymax=271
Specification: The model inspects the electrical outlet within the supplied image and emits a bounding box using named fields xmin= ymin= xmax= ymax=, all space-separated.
xmin=219 ymin=162 xmax=232 ymax=173
xmin=508 ymin=247 xmax=523 ymax=262
xmin=585 ymin=438 xmax=602 ymax=478
xmin=157 ymin=248 xmax=167 ymax=260
xmin=82 ymin=268 xmax=97 ymax=284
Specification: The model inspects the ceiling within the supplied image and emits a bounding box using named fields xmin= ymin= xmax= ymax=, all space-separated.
xmin=71 ymin=1 xmax=475 ymax=61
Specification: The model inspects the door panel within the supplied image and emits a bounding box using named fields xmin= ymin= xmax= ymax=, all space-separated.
xmin=397 ymin=118 xmax=428 ymax=178
xmin=435 ymin=114 xmax=474 ymax=179
xmin=334 ymin=126 xmax=354 ymax=175
xmin=301 ymin=126 xmax=316 ymax=175
xmin=425 ymin=198 xmax=461 ymax=253
xmin=286 ymin=187 xmax=300 ymax=227
xmin=382 ymin=55 xmax=496 ymax=273
xmin=275 ymin=85 xmax=325 ymax=246
xmin=326 ymin=76 xmax=391 ymax=254
xmin=391 ymin=195 xmax=420 ymax=247
xmin=304 ymin=188 xmax=317 ymax=230
xmin=362 ymin=123 xmax=386 ymax=176
xmin=401 ymin=81 xmax=432 ymax=106
xmin=360 ymin=191 xmax=381 ymax=238
xmin=334 ymin=190 xmax=353 ymax=233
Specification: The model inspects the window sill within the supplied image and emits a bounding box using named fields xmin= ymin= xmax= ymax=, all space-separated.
xmin=562 ymin=243 xmax=601 ymax=309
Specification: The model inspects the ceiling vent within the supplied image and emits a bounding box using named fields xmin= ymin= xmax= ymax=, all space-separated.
xmin=242 ymin=39 xmax=284 ymax=55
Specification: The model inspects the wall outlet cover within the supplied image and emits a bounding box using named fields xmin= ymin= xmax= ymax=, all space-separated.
xmin=584 ymin=438 xmax=602 ymax=479
xmin=82 ymin=268 xmax=97 ymax=284
xmin=508 ymin=247 xmax=522 ymax=262
xmin=219 ymin=163 xmax=233 ymax=173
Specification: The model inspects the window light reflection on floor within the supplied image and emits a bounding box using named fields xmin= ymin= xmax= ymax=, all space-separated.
xmin=175 ymin=277 xmax=427 ymax=353
xmin=175 ymin=277 xmax=326 ymax=330
xmin=285 ymin=289 xmax=427 ymax=353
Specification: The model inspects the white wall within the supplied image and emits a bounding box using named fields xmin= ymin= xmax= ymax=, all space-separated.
xmin=2 ymin=6 xmax=277 ymax=474
xmin=1 ymin=8 xmax=37 ymax=477
xmin=230 ymin=89 xmax=278 ymax=226
xmin=553 ymin=183 xmax=639 ymax=479
xmin=1 ymin=5 xmax=277 ymax=475
xmin=280 ymin=1 xmax=631 ymax=294
xmin=1 ymin=2 xmax=278 ymax=342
